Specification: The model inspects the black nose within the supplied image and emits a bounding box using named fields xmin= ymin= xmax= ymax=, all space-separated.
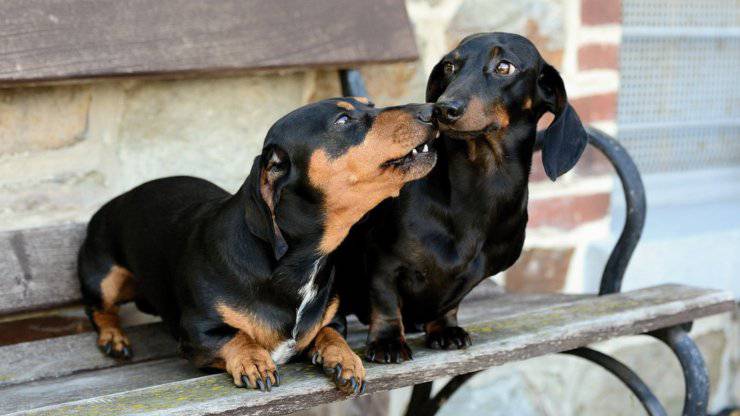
xmin=434 ymin=100 xmax=465 ymax=124
xmin=416 ymin=105 xmax=434 ymax=124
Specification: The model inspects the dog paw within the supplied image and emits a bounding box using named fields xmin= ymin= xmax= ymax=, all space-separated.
xmin=224 ymin=343 xmax=280 ymax=391
xmin=97 ymin=326 xmax=133 ymax=359
xmin=365 ymin=336 xmax=413 ymax=364
xmin=425 ymin=326 xmax=471 ymax=350
xmin=310 ymin=328 xmax=366 ymax=394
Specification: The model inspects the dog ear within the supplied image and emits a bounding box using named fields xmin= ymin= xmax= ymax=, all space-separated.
xmin=258 ymin=145 xmax=290 ymax=260
xmin=426 ymin=59 xmax=447 ymax=103
xmin=537 ymin=63 xmax=588 ymax=181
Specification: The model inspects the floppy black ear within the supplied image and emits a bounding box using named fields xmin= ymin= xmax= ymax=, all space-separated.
xmin=258 ymin=145 xmax=290 ymax=260
xmin=537 ymin=63 xmax=588 ymax=181
xmin=425 ymin=59 xmax=447 ymax=103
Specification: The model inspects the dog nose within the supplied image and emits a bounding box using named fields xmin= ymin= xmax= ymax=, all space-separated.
xmin=434 ymin=100 xmax=465 ymax=124
xmin=416 ymin=105 xmax=434 ymax=124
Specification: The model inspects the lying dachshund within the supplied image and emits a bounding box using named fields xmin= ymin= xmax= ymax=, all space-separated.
xmin=332 ymin=33 xmax=588 ymax=362
xmin=77 ymin=97 xmax=438 ymax=392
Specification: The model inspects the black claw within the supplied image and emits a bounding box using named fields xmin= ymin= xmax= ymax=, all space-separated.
xmin=103 ymin=343 xmax=113 ymax=355
xmin=121 ymin=346 xmax=133 ymax=358
xmin=466 ymin=335 xmax=472 ymax=346
xmin=454 ymin=338 xmax=464 ymax=348
xmin=312 ymin=353 xmax=319 ymax=365
xmin=392 ymin=351 xmax=399 ymax=363
xmin=256 ymin=378 xmax=265 ymax=391
xmin=360 ymin=381 xmax=367 ymax=394
xmin=334 ymin=364 xmax=343 ymax=381
xmin=265 ymin=376 xmax=272 ymax=391
xmin=241 ymin=375 xmax=251 ymax=389
xmin=274 ymin=370 xmax=281 ymax=386
xmin=350 ymin=377 xmax=357 ymax=391
xmin=366 ymin=350 xmax=376 ymax=362
xmin=384 ymin=351 xmax=390 ymax=363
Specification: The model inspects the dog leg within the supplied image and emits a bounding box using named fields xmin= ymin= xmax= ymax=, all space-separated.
xmin=309 ymin=326 xmax=366 ymax=394
xmin=424 ymin=307 xmax=471 ymax=350
xmin=87 ymin=265 xmax=136 ymax=359
xmin=365 ymin=275 xmax=412 ymax=363
xmin=218 ymin=331 xmax=280 ymax=392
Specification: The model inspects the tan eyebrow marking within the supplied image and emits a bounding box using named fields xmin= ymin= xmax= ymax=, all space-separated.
xmin=352 ymin=96 xmax=370 ymax=104
xmin=336 ymin=101 xmax=355 ymax=111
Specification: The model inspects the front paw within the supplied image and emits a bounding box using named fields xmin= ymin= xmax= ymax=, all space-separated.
xmin=365 ymin=336 xmax=413 ymax=363
xmin=222 ymin=334 xmax=280 ymax=391
xmin=425 ymin=325 xmax=471 ymax=350
xmin=310 ymin=328 xmax=366 ymax=394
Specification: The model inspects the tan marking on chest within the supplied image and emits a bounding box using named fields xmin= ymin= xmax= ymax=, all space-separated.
xmin=217 ymin=303 xmax=283 ymax=351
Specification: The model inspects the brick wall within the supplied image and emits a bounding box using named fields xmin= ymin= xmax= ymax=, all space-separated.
xmin=503 ymin=0 xmax=621 ymax=293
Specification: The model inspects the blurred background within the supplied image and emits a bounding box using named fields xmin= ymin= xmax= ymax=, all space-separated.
xmin=0 ymin=0 xmax=737 ymax=415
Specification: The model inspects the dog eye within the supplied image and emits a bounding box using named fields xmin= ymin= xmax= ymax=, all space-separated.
xmin=334 ymin=114 xmax=350 ymax=125
xmin=494 ymin=61 xmax=516 ymax=75
xmin=443 ymin=62 xmax=457 ymax=75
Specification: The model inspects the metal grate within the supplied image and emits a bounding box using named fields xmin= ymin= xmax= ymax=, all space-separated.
xmin=618 ymin=0 xmax=740 ymax=173
xmin=623 ymin=0 xmax=740 ymax=28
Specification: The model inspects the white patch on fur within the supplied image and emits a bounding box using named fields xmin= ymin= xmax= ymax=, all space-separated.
xmin=270 ymin=258 xmax=323 ymax=364
xmin=271 ymin=339 xmax=296 ymax=364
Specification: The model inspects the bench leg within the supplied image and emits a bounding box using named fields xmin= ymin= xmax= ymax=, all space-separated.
xmin=403 ymin=372 xmax=480 ymax=416
xmin=650 ymin=324 xmax=710 ymax=416
xmin=563 ymin=348 xmax=668 ymax=416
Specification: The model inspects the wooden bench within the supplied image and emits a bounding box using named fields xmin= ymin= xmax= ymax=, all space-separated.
xmin=0 ymin=2 xmax=735 ymax=415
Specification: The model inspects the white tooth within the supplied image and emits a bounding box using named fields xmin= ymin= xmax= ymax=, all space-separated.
xmin=411 ymin=148 xmax=418 ymax=156
xmin=435 ymin=131 xmax=441 ymax=138
xmin=422 ymin=144 xmax=429 ymax=153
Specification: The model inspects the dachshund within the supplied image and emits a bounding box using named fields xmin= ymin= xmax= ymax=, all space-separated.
xmin=332 ymin=33 xmax=588 ymax=363
xmin=77 ymin=97 xmax=438 ymax=392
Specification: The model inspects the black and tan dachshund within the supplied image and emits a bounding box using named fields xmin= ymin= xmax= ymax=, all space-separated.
xmin=332 ymin=33 xmax=588 ymax=362
xmin=77 ymin=97 xmax=438 ymax=392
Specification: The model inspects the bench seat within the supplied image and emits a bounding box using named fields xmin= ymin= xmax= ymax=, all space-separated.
xmin=0 ymin=283 xmax=732 ymax=416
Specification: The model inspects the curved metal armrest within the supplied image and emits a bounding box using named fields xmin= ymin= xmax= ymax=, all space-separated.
xmin=535 ymin=128 xmax=647 ymax=295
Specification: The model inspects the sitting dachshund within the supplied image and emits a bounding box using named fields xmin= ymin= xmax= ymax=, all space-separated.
xmin=77 ymin=97 xmax=438 ymax=392
xmin=332 ymin=33 xmax=588 ymax=362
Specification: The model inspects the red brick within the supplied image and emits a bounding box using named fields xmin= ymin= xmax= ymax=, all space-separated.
xmin=505 ymin=247 xmax=574 ymax=293
xmin=570 ymin=93 xmax=618 ymax=124
xmin=582 ymin=0 xmax=621 ymax=25
xmin=528 ymin=192 xmax=610 ymax=230
xmin=579 ymin=44 xmax=619 ymax=70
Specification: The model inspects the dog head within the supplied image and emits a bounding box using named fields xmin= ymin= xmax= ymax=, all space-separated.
xmin=427 ymin=32 xmax=587 ymax=180
xmin=250 ymin=97 xmax=438 ymax=259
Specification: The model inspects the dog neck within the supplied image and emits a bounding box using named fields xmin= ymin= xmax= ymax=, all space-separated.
xmin=425 ymin=121 xmax=536 ymax=230
xmin=209 ymin=176 xmax=326 ymax=278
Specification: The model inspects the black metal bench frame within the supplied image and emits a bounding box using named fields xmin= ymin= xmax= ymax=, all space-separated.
xmin=339 ymin=69 xmax=713 ymax=416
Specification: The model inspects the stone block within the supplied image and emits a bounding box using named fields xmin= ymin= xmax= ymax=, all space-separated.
xmin=447 ymin=0 xmax=565 ymax=68
xmin=0 ymin=85 xmax=92 ymax=156
xmin=116 ymin=73 xmax=308 ymax=193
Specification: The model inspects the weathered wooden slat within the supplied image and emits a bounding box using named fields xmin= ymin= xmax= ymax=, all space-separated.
xmin=0 ymin=223 xmax=86 ymax=315
xmin=0 ymin=0 xmax=418 ymax=86
xmin=0 ymin=284 xmax=732 ymax=416
xmin=0 ymin=322 xmax=178 ymax=388
xmin=0 ymin=281 xmax=583 ymax=387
